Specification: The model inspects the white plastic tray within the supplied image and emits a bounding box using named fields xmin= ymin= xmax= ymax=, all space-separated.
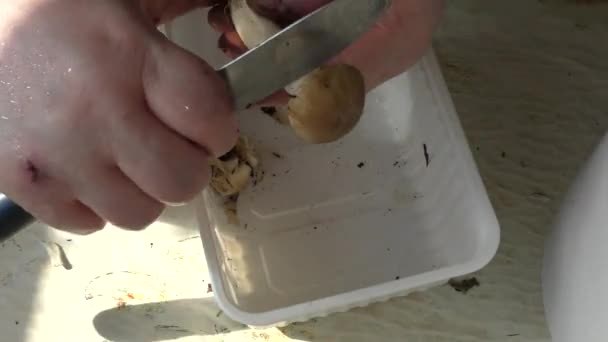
xmin=165 ymin=9 xmax=500 ymax=328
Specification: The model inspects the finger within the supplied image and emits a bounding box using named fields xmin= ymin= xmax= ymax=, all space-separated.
xmin=246 ymin=0 xmax=330 ymax=26
xmin=247 ymin=0 xmax=301 ymax=27
xmin=218 ymin=31 xmax=248 ymax=58
xmin=76 ymin=165 xmax=165 ymax=230
xmin=246 ymin=0 xmax=444 ymax=91
xmin=142 ymin=0 xmax=223 ymax=25
xmin=326 ymin=0 xmax=444 ymax=91
xmin=0 ymin=157 xmax=104 ymax=233
xmin=208 ymin=3 xmax=234 ymax=33
xmin=46 ymin=200 xmax=106 ymax=234
xmin=249 ymin=0 xmax=331 ymax=17
xmin=105 ymin=103 xmax=212 ymax=206
xmin=23 ymin=198 xmax=103 ymax=234
xmin=143 ymin=36 xmax=238 ymax=157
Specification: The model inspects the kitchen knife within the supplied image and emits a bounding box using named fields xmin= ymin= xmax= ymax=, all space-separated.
xmin=218 ymin=0 xmax=391 ymax=109
xmin=0 ymin=0 xmax=392 ymax=239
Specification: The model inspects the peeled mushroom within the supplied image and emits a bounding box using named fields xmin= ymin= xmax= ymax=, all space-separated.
xmin=209 ymin=158 xmax=252 ymax=197
xmin=210 ymin=136 xmax=262 ymax=197
xmin=230 ymin=0 xmax=366 ymax=144
xmin=209 ymin=136 xmax=262 ymax=225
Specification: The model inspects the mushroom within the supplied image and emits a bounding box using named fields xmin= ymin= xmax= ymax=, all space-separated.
xmin=209 ymin=135 xmax=262 ymax=225
xmin=210 ymin=135 xmax=262 ymax=197
xmin=230 ymin=0 xmax=366 ymax=144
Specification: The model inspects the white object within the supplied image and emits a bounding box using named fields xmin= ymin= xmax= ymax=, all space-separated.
xmin=543 ymin=132 xmax=608 ymax=342
xmin=165 ymin=10 xmax=500 ymax=328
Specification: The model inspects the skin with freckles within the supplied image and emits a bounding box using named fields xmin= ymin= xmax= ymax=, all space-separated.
xmin=209 ymin=0 xmax=445 ymax=103
xmin=0 ymin=0 xmax=237 ymax=233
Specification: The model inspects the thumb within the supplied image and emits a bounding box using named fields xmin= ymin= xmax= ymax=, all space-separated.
xmin=248 ymin=0 xmax=331 ymax=25
xmin=142 ymin=34 xmax=238 ymax=157
xmin=140 ymin=0 xmax=220 ymax=25
xmin=266 ymin=0 xmax=331 ymax=15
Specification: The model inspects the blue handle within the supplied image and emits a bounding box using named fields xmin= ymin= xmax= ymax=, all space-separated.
xmin=0 ymin=194 xmax=34 ymax=241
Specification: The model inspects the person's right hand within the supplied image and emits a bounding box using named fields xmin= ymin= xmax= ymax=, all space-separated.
xmin=0 ymin=0 xmax=238 ymax=233
xmin=208 ymin=0 xmax=445 ymax=99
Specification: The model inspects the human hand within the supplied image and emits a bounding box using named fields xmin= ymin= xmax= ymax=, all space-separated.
xmin=0 ymin=0 xmax=237 ymax=233
xmin=208 ymin=0 xmax=445 ymax=100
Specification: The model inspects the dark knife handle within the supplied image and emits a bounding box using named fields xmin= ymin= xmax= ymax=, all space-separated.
xmin=0 ymin=194 xmax=34 ymax=242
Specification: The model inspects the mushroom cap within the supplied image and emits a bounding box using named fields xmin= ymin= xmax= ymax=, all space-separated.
xmin=287 ymin=64 xmax=366 ymax=144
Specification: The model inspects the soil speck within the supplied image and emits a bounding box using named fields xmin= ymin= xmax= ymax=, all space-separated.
xmin=260 ymin=106 xmax=277 ymax=116
xmin=448 ymin=277 xmax=480 ymax=294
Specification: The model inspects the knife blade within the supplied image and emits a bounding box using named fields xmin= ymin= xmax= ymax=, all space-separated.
xmin=217 ymin=0 xmax=392 ymax=110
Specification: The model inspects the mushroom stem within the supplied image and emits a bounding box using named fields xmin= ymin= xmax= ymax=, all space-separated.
xmin=229 ymin=0 xmax=366 ymax=144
